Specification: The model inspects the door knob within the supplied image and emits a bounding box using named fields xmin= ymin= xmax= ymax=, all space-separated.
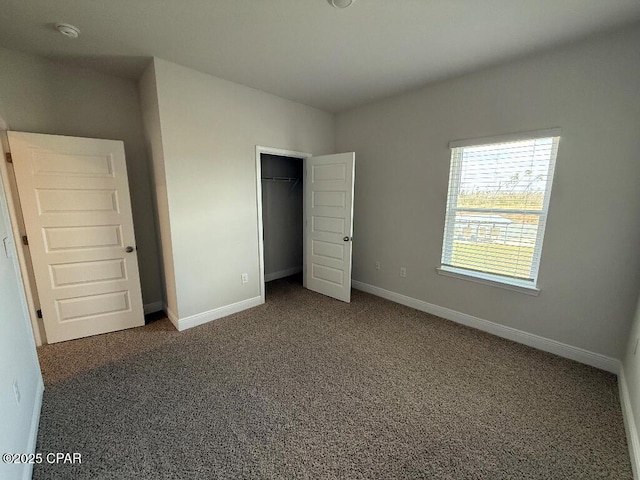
xmin=343 ymin=236 xmax=351 ymax=242
xmin=125 ymin=246 xmax=135 ymax=253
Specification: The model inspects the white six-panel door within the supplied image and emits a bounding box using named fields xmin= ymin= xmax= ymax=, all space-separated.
xmin=304 ymin=152 xmax=355 ymax=303
xmin=7 ymin=132 xmax=144 ymax=343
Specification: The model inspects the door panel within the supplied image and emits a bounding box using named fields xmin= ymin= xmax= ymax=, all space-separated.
xmin=50 ymin=259 xmax=127 ymax=287
xmin=36 ymin=189 xmax=119 ymax=214
xmin=7 ymin=131 xmax=144 ymax=343
xmin=304 ymin=152 xmax=355 ymax=303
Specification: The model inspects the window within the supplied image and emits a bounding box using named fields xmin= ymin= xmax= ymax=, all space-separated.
xmin=438 ymin=129 xmax=560 ymax=293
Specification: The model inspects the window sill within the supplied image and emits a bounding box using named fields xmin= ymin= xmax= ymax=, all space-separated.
xmin=436 ymin=266 xmax=540 ymax=296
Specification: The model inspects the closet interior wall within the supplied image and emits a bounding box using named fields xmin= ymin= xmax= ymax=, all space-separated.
xmin=261 ymin=154 xmax=303 ymax=282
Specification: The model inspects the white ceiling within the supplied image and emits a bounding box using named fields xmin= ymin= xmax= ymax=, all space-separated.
xmin=1 ymin=0 xmax=640 ymax=113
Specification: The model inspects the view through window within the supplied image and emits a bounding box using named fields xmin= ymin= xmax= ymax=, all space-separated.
xmin=440 ymin=130 xmax=560 ymax=289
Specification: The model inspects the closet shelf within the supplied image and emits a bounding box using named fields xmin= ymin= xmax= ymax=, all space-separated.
xmin=261 ymin=176 xmax=299 ymax=182
xmin=262 ymin=176 xmax=301 ymax=192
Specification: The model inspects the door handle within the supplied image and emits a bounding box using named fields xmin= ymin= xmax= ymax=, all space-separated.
xmin=343 ymin=236 xmax=351 ymax=242
xmin=125 ymin=246 xmax=135 ymax=253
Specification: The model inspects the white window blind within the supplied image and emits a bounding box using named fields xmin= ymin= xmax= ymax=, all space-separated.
xmin=440 ymin=130 xmax=560 ymax=290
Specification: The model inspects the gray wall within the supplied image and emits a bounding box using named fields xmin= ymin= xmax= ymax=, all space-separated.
xmin=261 ymin=154 xmax=303 ymax=279
xmin=0 ymin=159 xmax=42 ymax=480
xmin=0 ymin=48 xmax=162 ymax=310
xmin=139 ymin=61 xmax=178 ymax=316
xmin=623 ymin=293 xmax=640 ymax=474
xmin=148 ymin=57 xmax=334 ymax=319
xmin=335 ymin=26 xmax=640 ymax=359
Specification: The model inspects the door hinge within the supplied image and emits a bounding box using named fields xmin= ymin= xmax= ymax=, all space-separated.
xmin=5 ymin=152 xmax=12 ymax=163
xmin=21 ymin=235 xmax=28 ymax=246
xmin=36 ymin=309 xmax=42 ymax=319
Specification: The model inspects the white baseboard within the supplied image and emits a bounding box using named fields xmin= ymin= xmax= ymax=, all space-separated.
xmin=23 ymin=379 xmax=44 ymax=480
xmin=163 ymin=304 xmax=179 ymax=331
xmin=352 ymin=280 xmax=620 ymax=374
xmin=172 ymin=296 xmax=264 ymax=332
xmin=619 ymin=368 xmax=640 ymax=479
xmin=264 ymin=266 xmax=302 ymax=282
xmin=144 ymin=301 xmax=163 ymax=314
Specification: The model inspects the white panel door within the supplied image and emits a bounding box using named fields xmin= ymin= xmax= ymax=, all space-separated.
xmin=304 ymin=152 xmax=355 ymax=303
xmin=7 ymin=131 xmax=144 ymax=343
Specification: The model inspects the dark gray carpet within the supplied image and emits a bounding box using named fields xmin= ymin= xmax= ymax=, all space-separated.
xmin=34 ymin=276 xmax=631 ymax=479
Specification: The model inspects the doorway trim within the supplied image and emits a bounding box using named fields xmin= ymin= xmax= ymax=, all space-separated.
xmin=255 ymin=145 xmax=311 ymax=304
xmin=0 ymin=132 xmax=43 ymax=345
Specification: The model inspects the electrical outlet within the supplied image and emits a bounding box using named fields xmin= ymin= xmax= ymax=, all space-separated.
xmin=375 ymin=261 xmax=380 ymax=270
xmin=241 ymin=273 xmax=249 ymax=284
xmin=400 ymin=267 xmax=407 ymax=278
xmin=13 ymin=380 xmax=20 ymax=406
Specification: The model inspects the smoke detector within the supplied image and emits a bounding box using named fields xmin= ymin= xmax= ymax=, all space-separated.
xmin=329 ymin=0 xmax=357 ymax=8
xmin=56 ymin=23 xmax=80 ymax=39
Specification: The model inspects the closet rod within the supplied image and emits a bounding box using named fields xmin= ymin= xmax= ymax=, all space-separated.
xmin=262 ymin=176 xmax=301 ymax=192
xmin=261 ymin=176 xmax=300 ymax=182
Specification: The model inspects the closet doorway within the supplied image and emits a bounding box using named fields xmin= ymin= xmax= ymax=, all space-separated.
xmin=256 ymin=147 xmax=308 ymax=300
xmin=255 ymin=146 xmax=356 ymax=304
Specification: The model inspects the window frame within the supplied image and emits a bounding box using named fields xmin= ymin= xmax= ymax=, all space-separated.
xmin=437 ymin=128 xmax=561 ymax=294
